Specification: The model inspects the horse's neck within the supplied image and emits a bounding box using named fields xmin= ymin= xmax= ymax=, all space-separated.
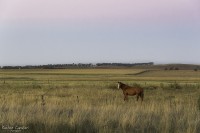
xmin=121 ymin=84 xmax=129 ymax=90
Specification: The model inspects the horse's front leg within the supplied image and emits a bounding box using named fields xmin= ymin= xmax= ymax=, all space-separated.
xmin=136 ymin=95 xmax=139 ymax=101
xmin=124 ymin=94 xmax=128 ymax=101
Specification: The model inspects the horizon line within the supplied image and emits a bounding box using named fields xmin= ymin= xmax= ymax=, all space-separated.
xmin=1 ymin=62 xmax=200 ymax=67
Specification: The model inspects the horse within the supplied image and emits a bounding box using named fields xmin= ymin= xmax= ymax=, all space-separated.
xmin=117 ymin=82 xmax=144 ymax=101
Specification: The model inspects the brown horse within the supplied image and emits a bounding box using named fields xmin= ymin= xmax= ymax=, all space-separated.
xmin=117 ymin=82 xmax=144 ymax=101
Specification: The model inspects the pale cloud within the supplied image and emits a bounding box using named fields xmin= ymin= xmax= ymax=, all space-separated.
xmin=0 ymin=0 xmax=199 ymax=23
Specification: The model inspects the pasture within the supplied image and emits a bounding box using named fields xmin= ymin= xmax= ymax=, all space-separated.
xmin=0 ymin=68 xmax=200 ymax=133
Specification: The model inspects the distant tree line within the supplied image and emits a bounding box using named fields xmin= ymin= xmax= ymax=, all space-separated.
xmin=96 ymin=62 xmax=154 ymax=67
xmin=1 ymin=62 xmax=154 ymax=69
xmin=1 ymin=63 xmax=95 ymax=69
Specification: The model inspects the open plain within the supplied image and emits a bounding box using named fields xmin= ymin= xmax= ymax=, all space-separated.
xmin=0 ymin=68 xmax=200 ymax=133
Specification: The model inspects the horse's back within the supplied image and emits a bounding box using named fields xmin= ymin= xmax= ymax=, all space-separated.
xmin=125 ymin=87 xmax=143 ymax=95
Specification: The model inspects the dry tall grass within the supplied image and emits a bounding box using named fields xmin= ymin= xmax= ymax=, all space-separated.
xmin=0 ymin=83 xmax=200 ymax=133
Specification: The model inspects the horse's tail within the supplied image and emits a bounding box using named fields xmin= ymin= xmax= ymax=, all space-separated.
xmin=140 ymin=90 xmax=144 ymax=101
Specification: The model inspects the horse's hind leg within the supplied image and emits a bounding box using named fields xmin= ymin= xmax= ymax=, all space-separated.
xmin=140 ymin=92 xmax=144 ymax=102
xmin=141 ymin=96 xmax=143 ymax=102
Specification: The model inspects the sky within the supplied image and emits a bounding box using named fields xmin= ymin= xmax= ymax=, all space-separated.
xmin=0 ymin=0 xmax=200 ymax=66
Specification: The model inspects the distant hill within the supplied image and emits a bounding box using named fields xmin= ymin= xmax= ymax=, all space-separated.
xmin=132 ymin=64 xmax=200 ymax=70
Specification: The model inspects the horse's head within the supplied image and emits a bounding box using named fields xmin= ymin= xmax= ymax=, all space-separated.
xmin=117 ymin=82 xmax=123 ymax=89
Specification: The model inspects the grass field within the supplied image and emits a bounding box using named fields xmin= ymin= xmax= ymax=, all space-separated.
xmin=0 ymin=69 xmax=200 ymax=133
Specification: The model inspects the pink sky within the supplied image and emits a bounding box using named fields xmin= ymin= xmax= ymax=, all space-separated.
xmin=1 ymin=0 xmax=200 ymax=65
xmin=0 ymin=0 xmax=199 ymax=23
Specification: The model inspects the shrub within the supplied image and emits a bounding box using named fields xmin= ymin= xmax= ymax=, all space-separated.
xmin=165 ymin=82 xmax=182 ymax=90
xmin=175 ymin=67 xmax=179 ymax=70
xmin=198 ymin=96 xmax=200 ymax=111
xmin=171 ymin=82 xmax=182 ymax=89
xmin=108 ymin=84 xmax=117 ymax=90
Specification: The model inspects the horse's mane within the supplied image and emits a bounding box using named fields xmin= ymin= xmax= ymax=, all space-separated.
xmin=120 ymin=82 xmax=130 ymax=89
